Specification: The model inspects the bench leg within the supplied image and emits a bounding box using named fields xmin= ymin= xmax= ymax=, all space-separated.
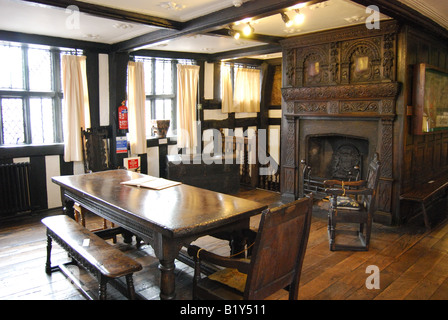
xmin=45 ymin=235 xmax=52 ymax=275
xmin=98 ymin=274 xmax=108 ymax=300
xmin=125 ymin=274 xmax=137 ymax=300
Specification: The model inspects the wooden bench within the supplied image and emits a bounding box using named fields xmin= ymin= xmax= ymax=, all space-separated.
xmin=42 ymin=215 xmax=142 ymax=300
xmin=400 ymin=175 xmax=448 ymax=230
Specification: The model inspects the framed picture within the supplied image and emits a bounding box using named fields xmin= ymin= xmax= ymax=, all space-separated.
xmin=413 ymin=63 xmax=448 ymax=134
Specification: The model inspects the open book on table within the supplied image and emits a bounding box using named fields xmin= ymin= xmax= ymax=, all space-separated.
xmin=120 ymin=175 xmax=181 ymax=190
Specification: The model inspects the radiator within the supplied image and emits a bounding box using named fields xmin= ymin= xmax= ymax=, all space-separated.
xmin=0 ymin=162 xmax=32 ymax=215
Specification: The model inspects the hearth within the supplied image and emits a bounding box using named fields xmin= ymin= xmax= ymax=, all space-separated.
xmin=302 ymin=135 xmax=369 ymax=198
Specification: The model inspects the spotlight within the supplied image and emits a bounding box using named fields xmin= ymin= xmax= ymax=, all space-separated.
xmin=228 ymin=26 xmax=241 ymax=39
xmin=294 ymin=10 xmax=305 ymax=25
xmin=242 ymin=23 xmax=254 ymax=36
xmin=281 ymin=12 xmax=293 ymax=28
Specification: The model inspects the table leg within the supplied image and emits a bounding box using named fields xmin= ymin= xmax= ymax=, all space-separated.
xmin=63 ymin=198 xmax=75 ymax=219
xmin=152 ymin=234 xmax=183 ymax=300
xmin=158 ymin=259 xmax=176 ymax=300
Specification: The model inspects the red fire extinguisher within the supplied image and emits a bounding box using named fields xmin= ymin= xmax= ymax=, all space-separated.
xmin=118 ymin=100 xmax=128 ymax=130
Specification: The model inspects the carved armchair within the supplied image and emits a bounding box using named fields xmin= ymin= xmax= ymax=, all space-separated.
xmin=323 ymin=152 xmax=381 ymax=251
xmin=187 ymin=195 xmax=313 ymax=300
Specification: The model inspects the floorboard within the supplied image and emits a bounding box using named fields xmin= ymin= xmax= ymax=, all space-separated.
xmin=1 ymin=187 xmax=448 ymax=301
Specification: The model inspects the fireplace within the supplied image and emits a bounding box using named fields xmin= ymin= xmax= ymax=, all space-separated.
xmin=280 ymin=21 xmax=401 ymax=225
xmin=303 ymin=134 xmax=369 ymax=197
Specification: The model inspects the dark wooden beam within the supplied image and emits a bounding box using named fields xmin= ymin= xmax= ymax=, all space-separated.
xmin=130 ymin=49 xmax=208 ymax=61
xmin=207 ymin=44 xmax=281 ymax=62
xmin=21 ymin=0 xmax=182 ymax=29
xmin=207 ymin=29 xmax=284 ymax=45
xmin=112 ymin=0 xmax=315 ymax=52
xmin=0 ymin=30 xmax=111 ymax=52
xmin=111 ymin=28 xmax=180 ymax=52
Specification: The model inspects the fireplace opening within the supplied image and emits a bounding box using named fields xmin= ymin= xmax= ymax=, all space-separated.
xmin=302 ymin=135 xmax=369 ymax=197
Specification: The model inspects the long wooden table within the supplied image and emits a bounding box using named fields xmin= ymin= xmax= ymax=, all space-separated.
xmin=52 ymin=170 xmax=267 ymax=300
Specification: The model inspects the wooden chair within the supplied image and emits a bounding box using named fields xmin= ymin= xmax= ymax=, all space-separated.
xmin=323 ymin=152 xmax=381 ymax=251
xmin=77 ymin=127 xmax=116 ymax=243
xmin=81 ymin=127 xmax=110 ymax=173
xmin=187 ymin=195 xmax=313 ymax=300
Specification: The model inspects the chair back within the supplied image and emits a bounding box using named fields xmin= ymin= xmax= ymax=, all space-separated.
xmin=364 ymin=152 xmax=381 ymax=212
xmin=244 ymin=195 xmax=313 ymax=300
xmin=82 ymin=127 xmax=110 ymax=173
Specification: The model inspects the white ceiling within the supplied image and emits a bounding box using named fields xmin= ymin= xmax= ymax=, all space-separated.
xmin=0 ymin=0 xmax=447 ymax=56
xmin=0 ymin=0 xmax=160 ymax=44
xmin=142 ymin=0 xmax=391 ymax=53
xmin=77 ymin=0 xmax=240 ymax=22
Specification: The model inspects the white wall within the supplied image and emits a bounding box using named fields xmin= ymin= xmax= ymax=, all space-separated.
xmin=45 ymin=155 xmax=61 ymax=208
xmin=99 ymin=53 xmax=110 ymax=126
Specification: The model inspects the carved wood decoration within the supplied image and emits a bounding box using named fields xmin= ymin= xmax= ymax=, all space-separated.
xmin=280 ymin=20 xmax=400 ymax=224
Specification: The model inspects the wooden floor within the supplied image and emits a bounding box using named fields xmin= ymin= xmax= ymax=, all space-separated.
xmin=1 ymin=187 xmax=448 ymax=301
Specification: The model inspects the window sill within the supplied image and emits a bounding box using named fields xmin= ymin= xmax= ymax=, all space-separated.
xmin=146 ymin=135 xmax=177 ymax=148
xmin=0 ymin=143 xmax=64 ymax=159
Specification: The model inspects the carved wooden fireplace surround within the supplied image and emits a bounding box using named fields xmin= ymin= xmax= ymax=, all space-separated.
xmin=280 ymin=21 xmax=401 ymax=224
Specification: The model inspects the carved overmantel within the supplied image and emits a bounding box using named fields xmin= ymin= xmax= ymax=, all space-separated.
xmin=280 ymin=20 xmax=401 ymax=224
xmin=282 ymin=82 xmax=400 ymax=118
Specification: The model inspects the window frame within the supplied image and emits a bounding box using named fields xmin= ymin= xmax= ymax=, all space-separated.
xmin=0 ymin=42 xmax=71 ymax=146
xmin=134 ymin=56 xmax=196 ymax=138
xmin=146 ymin=58 xmax=177 ymax=131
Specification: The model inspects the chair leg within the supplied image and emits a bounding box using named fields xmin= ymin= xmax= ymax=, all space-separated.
xmin=103 ymin=219 xmax=117 ymax=243
xmin=328 ymin=197 xmax=337 ymax=251
xmin=73 ymin=203 xmax=86 ymax=227
xmin=192 ymin=257 xmax=202 ymax=300
xmin=45 ymin=235 xmax=52 ymax=275
xmin=364 ymin=214 xmax=373 ymax=250
xmin=421 ymin=202 xmax=431 ymax=231
xmin=328 ymin=212 xmax=336 ymax=251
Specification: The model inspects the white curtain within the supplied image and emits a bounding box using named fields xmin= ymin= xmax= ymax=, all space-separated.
xmin=127 ymin=61 xmax=147 ymax=155
xmin=62 ymin=55 xmax=90 ymax=162
xmin=233 ymin=67 xmax=261 ymax=113
xmin=177 ymin=64 xmax=200 ymax=150
xmin=221 ymin=64 xmax=234 ymax=113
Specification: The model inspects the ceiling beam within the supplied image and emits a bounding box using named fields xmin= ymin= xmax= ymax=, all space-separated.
xmin=206 ymin=29 xmax=284 ymax=45
xmin=112 ymin=0 xmax=320 ymax=52
xmin=21 ymin=0 xmax=182 ymax=29
xmin=207 ymin=44 xmax=282 ymax=62
xmin=0 ymin=30 xmax=111 ymax=52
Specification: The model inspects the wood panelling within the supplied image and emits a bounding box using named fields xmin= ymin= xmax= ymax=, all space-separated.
xmin=402 ymin=26 xmax=448 ymax=196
